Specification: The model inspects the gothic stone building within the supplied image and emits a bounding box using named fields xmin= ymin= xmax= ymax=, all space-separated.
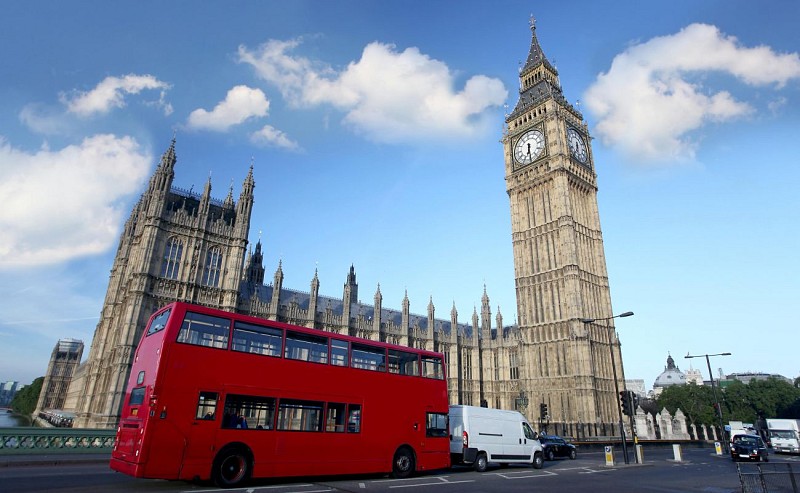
xmin=64 ymin=19 xmax=625 ymax=434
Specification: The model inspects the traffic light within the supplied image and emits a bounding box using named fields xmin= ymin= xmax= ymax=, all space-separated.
xmin=540 ymin=402 xmax=548 ymax=419
xmin=630 ymin=392 xmax=639 ymax=412
xmin=620 ymin=391 xmax=632 ymax=416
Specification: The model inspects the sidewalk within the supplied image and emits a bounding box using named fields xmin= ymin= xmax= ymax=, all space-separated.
xmin=0 ymin=453 xmax=110 ymax=468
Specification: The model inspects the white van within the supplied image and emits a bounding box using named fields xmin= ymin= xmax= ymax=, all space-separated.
xmin=449 ymin=405 xmax=544 ymax=471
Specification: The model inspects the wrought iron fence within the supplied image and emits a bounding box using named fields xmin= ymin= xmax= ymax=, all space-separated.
xmin=0 ymin=427 xmax=115 ymax=455
xmin=738 ymin=462 xmax=799 ymax=493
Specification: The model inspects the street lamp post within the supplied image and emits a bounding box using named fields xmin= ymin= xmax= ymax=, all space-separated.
xmin=685 ymin=352 xmax=731 ymax=453
xmin=580 ymin=311 xmax=634 ymax=464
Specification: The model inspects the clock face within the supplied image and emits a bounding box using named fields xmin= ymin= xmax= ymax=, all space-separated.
xmin=514 ymin=129 xmax=545 ymax=165
xmin=567 ymin=128 xmax=588 ymax=164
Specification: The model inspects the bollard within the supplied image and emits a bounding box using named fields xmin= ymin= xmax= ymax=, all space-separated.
xmin=672 ymin=444 xmax=682 ymax=462
xmin=714 ymin=441 xmax=722 ymax=455
xmin=604 ymin=445 xmax=615 ymax=466
xmin=635 ymin=444 xmax=644 ymax=464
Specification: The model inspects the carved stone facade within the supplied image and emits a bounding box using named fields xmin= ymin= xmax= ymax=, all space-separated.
xmin=62 ymin=19 xmax=626 ymax=431
xmin=67 ymin=140 xmax=255 ymax=428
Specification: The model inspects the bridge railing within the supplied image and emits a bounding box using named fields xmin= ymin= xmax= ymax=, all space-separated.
xmin=0 ymin=427 xmax=115 ymax=455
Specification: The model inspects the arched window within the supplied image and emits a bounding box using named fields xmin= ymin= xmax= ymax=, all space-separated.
xmin=161 ymin=237 xmax=183 ymax=279
xmin=202 ymin=247 xmax=223 ymax=287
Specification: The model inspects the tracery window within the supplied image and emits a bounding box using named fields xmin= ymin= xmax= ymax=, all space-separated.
xmin=161 ymin=237 xmax=183 ymax=279
xmin=202 ymin=246 xmax=223 ymax=287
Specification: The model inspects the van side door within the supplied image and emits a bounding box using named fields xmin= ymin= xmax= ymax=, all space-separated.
xmin=503 ymin=419 xmax=536 ymax=462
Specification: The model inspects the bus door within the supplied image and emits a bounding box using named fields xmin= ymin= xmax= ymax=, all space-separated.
xmin=180 ymin=390 xmax=221 ymax=477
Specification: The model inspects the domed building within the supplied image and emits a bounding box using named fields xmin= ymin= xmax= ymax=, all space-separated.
xmin=652 ymin=354 xmax=687 ymax=397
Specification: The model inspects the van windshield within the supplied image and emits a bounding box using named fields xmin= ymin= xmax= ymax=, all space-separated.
xmin=523 ymin=422 xmax=536 ymax=440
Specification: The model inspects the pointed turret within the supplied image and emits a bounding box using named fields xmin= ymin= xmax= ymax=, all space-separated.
xmin=269 ymin=260 xmax=283 ymax=315
xmin=244 ymin=239 xmax=265 ymax=284
xmin=235 ymin=164 xmax=255 ymax=238
xmin=520 ymin=16 xmax=557 ymax=78
xmin=307 ymin=269 xmax=320 ymax=329
xmin=427 ymin=296 xmax=435 ymax=335
xmin=344 ymin=264 xmax=358 ymax=306
xmin=373 ymin=284 xmax=382 ymax=335
xmin=480 ymin=285 xmax=491 ymax=339
xmin=509 ymin=16 xmax=576 ymax=120
xmin=145 ymin=138 xmax=177 ymax=216
xmin=223 ymin=180 xmax=234 ymax=210
xmin=199 ymin=174 xmax=212 ymax=216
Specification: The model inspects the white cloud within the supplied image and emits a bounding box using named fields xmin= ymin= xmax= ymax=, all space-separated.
xmin=186 ymin=85 xmax=270 ymax=132
xmin=250 ymin=125 xmax=299 ymax=150
xmin=584 ymin=23 xmax=800 ymax=162
xmin=238 ymin=38 xmax=507 ymax=144
xmin=0 ymin=134 xmax=151 ymax=269
xmin=61 ymin=74 xmax=172 ymax=117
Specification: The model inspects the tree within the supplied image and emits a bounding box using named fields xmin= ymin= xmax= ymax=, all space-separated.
xmin=656 ymin=383 xmax=717 ymax=425
xmin=10 ymin=377 xmax=43 ymax=417
xmin=656 ymin=377 xmax=800 ymax=425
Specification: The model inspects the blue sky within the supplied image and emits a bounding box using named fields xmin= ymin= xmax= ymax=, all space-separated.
xmin=1 ymin=1 xmax=799 ymax=392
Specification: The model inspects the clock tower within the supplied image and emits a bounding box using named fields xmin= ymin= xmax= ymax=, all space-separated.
xmin=503 ymin=18 xmax=624 ymax=426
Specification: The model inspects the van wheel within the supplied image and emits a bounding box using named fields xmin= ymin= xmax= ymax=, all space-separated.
xmin=532 ymin=452 xmax=544 ymax=469
xmin=212 ymin=446 xmax=252 ymax=488
xmin=569 ymin=449 xmax=577 ymax=460
xmin=392 ymin=447 xmax=415 ymax=478
xmin=474 ymin=452 xmax=488 ymax=472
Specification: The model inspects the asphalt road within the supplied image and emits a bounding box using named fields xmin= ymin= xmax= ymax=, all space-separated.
xmin=2 ymin=447 xmax=798 ymax=493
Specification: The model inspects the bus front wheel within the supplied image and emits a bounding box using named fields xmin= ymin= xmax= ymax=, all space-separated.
xmin=212 ymin=446 xmax=252 ymax=488
xmin=392 ymin=447 xmax=416 ymax=478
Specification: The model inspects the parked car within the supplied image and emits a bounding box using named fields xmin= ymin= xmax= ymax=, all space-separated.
xmin=539 ymin=434 xmax=577 ymax=461
xmin=730 ymin=434 xmax=769 ymax=462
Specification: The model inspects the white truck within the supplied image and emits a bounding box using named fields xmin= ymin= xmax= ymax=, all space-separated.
xmin=449 ymin=405 xmax=544 ymax=472
xmin=767 ymin=419 xmax=800 ymax=454
xmin=728 ymin=421 xmax=758 ymax=442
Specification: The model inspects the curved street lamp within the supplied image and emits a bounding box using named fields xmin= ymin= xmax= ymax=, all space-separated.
xmin=580 ymin=311 xmax=634 ymax=464
xmin=686 ymin=351 xmax=731 ymax=453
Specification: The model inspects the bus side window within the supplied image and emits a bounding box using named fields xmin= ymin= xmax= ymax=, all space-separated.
xmin=426 ymin=412 xmax=449 ymax=438
xmin=223 ymin=394 xmax=276 ymax=430
xmin=351 ymin=343 xmax=386 ymax=372
xmin=195 ymin=392 xmax=218 ymax=420
xmin=388 ymin=350 xmax=420 ymax=376
xmin=326 ymin=403 xmax=347 ymax=432
xmin=285 ymin=331 xmax=329 ymax=364
xmin=347 ymin=404 xmax=361 ymax=433
xmin=177 ymin=312 xmax=230 ymax=349
xmin=277 ymin=399 xmax=324 ymax=432
xmin=421 ymin=356 xmax=444 ymax=379
xmin=330 ymin=339 xmax=348 ymax=367
xmin=232 ymin=321 xmax=282 ymax=357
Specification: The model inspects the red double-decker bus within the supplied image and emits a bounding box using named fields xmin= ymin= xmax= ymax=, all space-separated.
xmin=110 ymin=302 xmax=450 ymax=487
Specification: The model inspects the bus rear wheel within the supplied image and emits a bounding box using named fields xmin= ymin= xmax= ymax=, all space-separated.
xmin=392 ymin=447 xmax=416 ymax=478
xmin=212 ymin=446 xmax=252 ymax=488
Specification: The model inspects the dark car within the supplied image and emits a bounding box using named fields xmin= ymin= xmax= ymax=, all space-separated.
xmin=539 ymin=434 xmax=577 ymax=460
xmin=731 ymin=434 xmax=769 ymax=462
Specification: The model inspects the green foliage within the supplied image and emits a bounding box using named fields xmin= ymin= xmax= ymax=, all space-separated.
xmin=656 ymin=377 xmax=800 ymax=424
xmin=657 ymin=383 xmax=718 ymax=425
xmin=10 ymin=377 xmax=44 ymax=416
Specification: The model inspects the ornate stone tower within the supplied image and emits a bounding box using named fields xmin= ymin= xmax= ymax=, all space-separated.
xmin=70 ymin=138 xmax=254 ymax=428
xmin=34 ymin=339 xmax=84 ymax=416
xmin=502 ymin=19 xmax=623 ymax=426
